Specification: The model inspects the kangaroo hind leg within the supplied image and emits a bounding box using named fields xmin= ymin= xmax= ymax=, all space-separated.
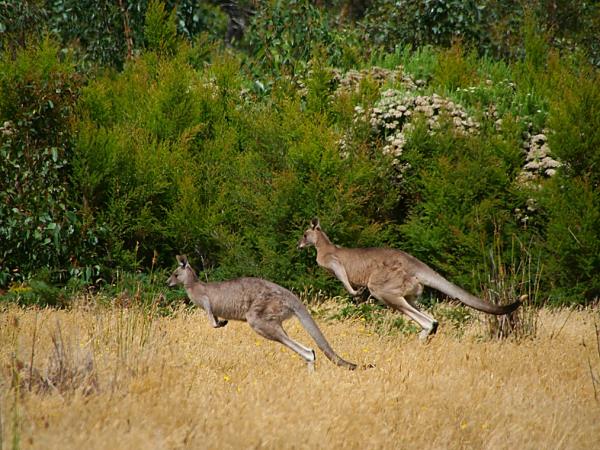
xmin=405 ymin=295 xmax=438 ymax=340
xmin=369 ymin=276 xmax=437 ymax=340
xmin=391 ymin=295 xmax=437 ymax=341
xmin=387 ymin=294 xmax=437 ymax=339
xmin=246 ymin=312 xmax=316 ymax=365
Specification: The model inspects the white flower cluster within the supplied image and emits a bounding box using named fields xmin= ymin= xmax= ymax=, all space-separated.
xmin=514 ymin=129 xmax=561 ymax=226
xmin=363 ymin=89 xmax=480 ymax=166
xmin=483 ymin=104 xmax=503 ymax=131
xmin=201 ymin=76 xmax=219 ymax=99
xmin=516 ymin=130 xmax=561 ymax=185
xmin=332 ymin=66 xmax=423 ymax=96
xmin=514 ymin=197 xmax=539 ymax=227
xmin=1 ymin=120 xmax=14 ymax=137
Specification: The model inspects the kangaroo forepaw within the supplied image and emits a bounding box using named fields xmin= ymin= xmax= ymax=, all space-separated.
xmin=351 ymin=286 xmax=366 ymax=297
xmin=216 ymin=320 xmax=228 ymax=328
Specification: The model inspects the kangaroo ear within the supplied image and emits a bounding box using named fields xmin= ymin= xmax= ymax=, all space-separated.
xmin=176 ymin=255 xmax=188 ymax=267
xmin=311 ymin=217 xmax=321 ymax=230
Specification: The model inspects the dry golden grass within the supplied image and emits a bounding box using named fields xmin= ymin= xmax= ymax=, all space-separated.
xmin=1 ymin=300 xmax=599 ymax=450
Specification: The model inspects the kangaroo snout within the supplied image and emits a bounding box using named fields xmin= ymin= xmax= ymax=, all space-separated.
xmin=167 ymin=274 xmax=178 ymax=287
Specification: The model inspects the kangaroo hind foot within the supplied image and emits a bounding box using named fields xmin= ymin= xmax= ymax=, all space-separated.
xmin=418 ymin=320 xmax=438 ymax=342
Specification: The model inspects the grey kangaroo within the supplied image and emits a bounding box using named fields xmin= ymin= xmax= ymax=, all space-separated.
xmin=167 ymin=255 xmax=356 ymax=370
xmin=298 ymin=218 xmax=521 ymax=340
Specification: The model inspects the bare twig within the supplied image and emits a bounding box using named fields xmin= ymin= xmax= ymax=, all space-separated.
xmin=594 ymin=321 xmax=600 ymax=360
xmin=28 ymin=312 xmax=39 ymax=392
xmin=200 ymin=255 xmax=210 ymax=283
xmin=550 ymin=308 xmax=573 ymax=340
xmin=118 ymin=0 xmax=134 ymax=60
xmin=587 ymin=355 xmax=598 ymax=402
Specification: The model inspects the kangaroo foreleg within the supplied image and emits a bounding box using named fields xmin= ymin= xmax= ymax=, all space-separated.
xmin=328 ymin=259 xmax=359 ymax=296
xmin=200 ymin=297 xmax=228 ymax=328
xmin=213 ymin=319 xmax=228 ymax=327
xmin=207 ymin=312 xmax=228 ymax=328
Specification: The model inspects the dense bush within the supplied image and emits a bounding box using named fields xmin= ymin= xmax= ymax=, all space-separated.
xmin=0 ymin=39 xmax=96 ymax=285
xmin=244 ymin=0 xmax=362 ymax=78
xmin=2 ymin=1 xmax=598 ymax=69
xmin=70 ymin=43 xmax=398 ymax=292
xmin=0 ymin=2 xmax=598 ymax=305
xmin=539 ymin=178 xmax=600 ymax=303
xmin=0 ymin=0 xmax=227 ymax=68
xmin=360 ymin=0 xmax=600 ymax=65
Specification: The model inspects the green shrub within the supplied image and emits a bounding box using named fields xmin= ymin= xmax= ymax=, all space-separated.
xmin=144 ymin=0 xmax=178 ymax=56
xmin=433 ymin=42 xmax=480 ymax=92
xmin=73 ymin=52 xmax=205 ymax=271
xmin=546 ymin=56 xmax=600 ymax=187
xmin=245 ymin=0 xmax=350 ymax=78
xmin=361 ymin=0 xmax=599 ymax=65
xmin=361 ymin=0 xmax=497 ymax=56
xmin=0 ymin=0 xmax=48 ymax=54
xmin=398 ymin=122 xmax=524 ymax=292
xmin=373 ymin=44 xmax=438 ymax=82
xmin=70 ymin=42 xmax=398 ymax=293
xmin=0 ymin=38 xmax=98 ymax=285
xmin=539 ymin=178 xmax=600 ymax=303
xmin=3 ymin=279 xmax=68 ymax=307
xmin=0 ymin=0 xmax=228 ymax=68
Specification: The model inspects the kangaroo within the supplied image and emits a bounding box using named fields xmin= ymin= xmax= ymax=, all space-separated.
xmin=298 ymin=218 xmax=521 ymax=340
xmin=167 ymin=255 xmax=356 ymax=370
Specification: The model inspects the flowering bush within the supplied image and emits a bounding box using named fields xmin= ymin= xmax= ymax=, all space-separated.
xmin=516 ymin=131 xmax=561 ymax=185
xmin=332 ymin=66 xmax=420 ymax=96
xmin=344 ymin=89 xmax=480 ymax=178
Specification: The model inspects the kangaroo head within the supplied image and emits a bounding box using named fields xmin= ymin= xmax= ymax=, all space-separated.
xmin=298 ymin=217 xmax=322 ymax=249
xmin=167 ymin=255 xmax=197 ymax=287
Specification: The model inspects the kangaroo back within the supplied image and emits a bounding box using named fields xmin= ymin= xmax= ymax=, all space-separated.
xmin=291 ymin=302 xmax=357 ymax=370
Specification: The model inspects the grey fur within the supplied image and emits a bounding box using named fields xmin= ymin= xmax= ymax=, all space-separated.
xmin=168 ymin=255 xmax=356 ymax=370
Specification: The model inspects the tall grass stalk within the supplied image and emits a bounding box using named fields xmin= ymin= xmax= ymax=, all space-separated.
xmin=116 ymin=305 xmax=154 ymax=365
xmin=0 ymin=387 xmax=3 ymax=450
xmin=27 ymin=312 xmax=38 ymax=392
xmin=478 ymin=232 xmax=541 ymax=339
xmin=11 ymin=372 xmax=19 ymax=450
xmin=587 ymin=321 xmax=600 ymax=402
xmin=8 ymin=316 xmax=21 ymax=450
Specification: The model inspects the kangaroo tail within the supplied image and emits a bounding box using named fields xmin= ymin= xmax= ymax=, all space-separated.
xmin=292 ymin=303 xmax=357 ymax=370
xmin=420 ymin=270 xmax=521 ymax=315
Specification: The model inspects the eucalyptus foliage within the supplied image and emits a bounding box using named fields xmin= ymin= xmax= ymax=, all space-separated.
xmin=0 ymin=39 xmax=98 ymax=285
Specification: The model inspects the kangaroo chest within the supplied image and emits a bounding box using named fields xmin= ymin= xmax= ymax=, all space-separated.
xmin=318 ymin=251 xmax=371 ymax=287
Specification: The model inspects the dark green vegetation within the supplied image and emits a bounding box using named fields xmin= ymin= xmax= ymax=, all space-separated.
xmin=1 ymin=1 xmax=598 ymax=306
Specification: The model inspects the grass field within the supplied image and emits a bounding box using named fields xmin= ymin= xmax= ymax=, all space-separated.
xmin=1 ymin=299 xmax=599 ymax=449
